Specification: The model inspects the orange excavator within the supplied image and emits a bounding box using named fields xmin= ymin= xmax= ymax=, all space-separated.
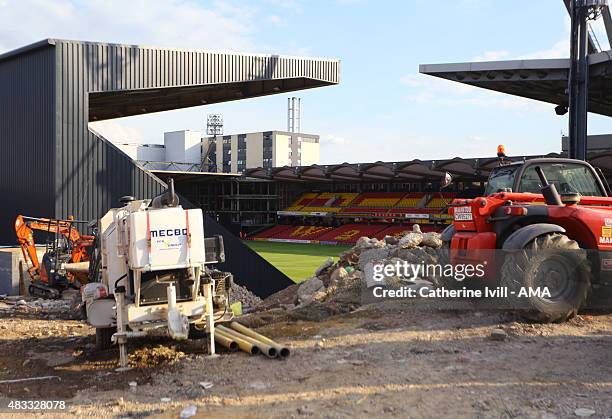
xmin=15 ymin=215 xmax=95 ymax=299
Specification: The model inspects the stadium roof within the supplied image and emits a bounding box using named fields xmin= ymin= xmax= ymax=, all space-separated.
xmin=243 ymin=151 xmax=612 ymax=183
xmin=0 ymin=38 xmax=341 ymax=121
xmin=419 ymin=51 xmax=612 ymax=117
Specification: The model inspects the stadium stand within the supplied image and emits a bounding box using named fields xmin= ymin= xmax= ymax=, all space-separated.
xmin=284 ymin=192 xmax=319 ymax=211
xmin=283 ymin=192 xmax=456 ymax=216
xmin=425 ymin=192 xmax=456 ymax=210
xmin=317 ymin=224 xmax=388 ymax=243
xmin=266 ymin=225 xmax=333 ymax=241
xmin=256 ymin=191 xmax=457 ymax=244
xmin=298 ymin=192 xmax=359 ymax=213
xmin=395 ymin=193 xmax=427 ymax=208
xmin=252 ymin=225 xmax=293 ymax=239
xmin=374 ymin=224 xmax=438 ymax=239
xmin=251 ymin=222 xmax=445 ymax=244
xmin=340 ymin=192 xmax=405 ymax=214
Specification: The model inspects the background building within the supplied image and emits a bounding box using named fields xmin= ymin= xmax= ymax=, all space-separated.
xmin=119 ymin=130 xmax=321 ymax=173
xmin=203 ymin=131 xmax=320 ymax=173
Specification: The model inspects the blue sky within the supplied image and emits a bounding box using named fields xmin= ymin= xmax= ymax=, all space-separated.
xmin=1 ymin=0 xmax=610 ymax=163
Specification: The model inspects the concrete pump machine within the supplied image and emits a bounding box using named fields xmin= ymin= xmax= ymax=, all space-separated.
xmin=15 ymin=179 xmax=288 ymax=367
xmin=82 ymin=179 xmax=235 ymax=368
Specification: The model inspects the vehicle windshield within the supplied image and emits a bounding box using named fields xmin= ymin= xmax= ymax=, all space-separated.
xmin=484 ymin=165 xmax=518 ymax=195
xmin=517 ymin=163 xmax=604 ymax=196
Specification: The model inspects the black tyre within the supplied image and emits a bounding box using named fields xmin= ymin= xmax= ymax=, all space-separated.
xmin=95 ymin=326 xmax=116 ymax=350
xmin=188 ymin=324 xmax=207 ymax=339
xmin=433 ymin=239 xmax=456 ymax=289
xmin=501 ymin=233 xmax=591 ymax=322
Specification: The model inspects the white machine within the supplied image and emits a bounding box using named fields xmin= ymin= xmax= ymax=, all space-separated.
xmin=82 ymin=179 xmax=233 ymax=368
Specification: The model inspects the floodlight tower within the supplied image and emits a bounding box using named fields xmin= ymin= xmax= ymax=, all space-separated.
xmin=568 ymin=0 xmax=608 ymax=160
xmin=203 ymin=114 xmax=223 ymax=171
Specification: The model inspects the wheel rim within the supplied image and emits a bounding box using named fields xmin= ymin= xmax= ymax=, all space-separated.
xmin=532 ymin=254 xmax=576 ymax=300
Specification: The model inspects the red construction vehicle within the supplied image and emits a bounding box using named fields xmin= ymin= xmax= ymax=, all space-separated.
xmin=443 ymin=153 xmax=612 ymax=321
xmin=15 ymin=215 xmax=94 ymax=298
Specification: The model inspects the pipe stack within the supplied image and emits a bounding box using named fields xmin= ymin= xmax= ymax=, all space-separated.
xmin=214 ymin=322 xmax=290 ymax=359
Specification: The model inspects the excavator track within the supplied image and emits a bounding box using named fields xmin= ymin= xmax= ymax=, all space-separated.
xmin=28 ymin=282 xmax=61 ymax=299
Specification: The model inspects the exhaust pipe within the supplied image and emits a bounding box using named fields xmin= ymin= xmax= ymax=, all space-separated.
xmin=150 ymin=178 xmax=180 ymax=208
xmin=215 ymin=328 xmax=260 ymax=355
xmin=229 ymin=322 xmax=290 ymax=358
xmin=535 ymin=166 xmax=563 ymax=206
xmin=213 ymin=331 xmax=238 ymax=352
xmin=217 ymin=325 xmax=278 ymax=358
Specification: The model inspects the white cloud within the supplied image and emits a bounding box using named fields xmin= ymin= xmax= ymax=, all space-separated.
xmin=266 ymin=14 xmax=287 ymax=27
xmin=89 ymin=120 xmax=144 ymax=143
xmin=472 ymin=50 xmax=510 ymax=62
xmin=322 ymin=134 xmax=352 ymax=145
xmin=518 ymin=39 xmax=568 ymax=60
xmin=0 ymin=0 xmax=309 ymax=146
xmin=264 ymin=0 xmax=303 ymax=14
xmin=400 ymin=72 xmax=550 ymax=113
xmin=0 ymin=0 xmax=261 ymax=54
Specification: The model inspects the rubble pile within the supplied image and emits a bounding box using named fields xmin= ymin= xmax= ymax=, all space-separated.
xmin=0 ymin=290 xmax=82 ymax=318
xmin=260 ymin=225 xmax=444 ymax=315
xmin=230 ymin=282 xmax=263 ymax=309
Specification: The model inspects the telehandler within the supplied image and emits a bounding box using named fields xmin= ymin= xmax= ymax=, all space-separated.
xmin=443 ymin=153 xmax=612 ymax=321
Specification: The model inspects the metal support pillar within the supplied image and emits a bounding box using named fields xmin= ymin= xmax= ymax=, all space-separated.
xmin=567 ymin=0 xmax=607 ymax=160
xmin=568 ymin=0 xmax=590 ymax=160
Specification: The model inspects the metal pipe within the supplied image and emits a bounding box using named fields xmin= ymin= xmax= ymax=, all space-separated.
xmin=61 ymin=261 xmax=90 ymax=273
xmin=229 ymin=322 xmax=290 ymax=358
xmin=215 ymin=328 xmax=260 ymax=355
xmin=217 ymin=325 xmax=278 ymax=358
xmin=213 ymin=331 xmax=238 ymax=352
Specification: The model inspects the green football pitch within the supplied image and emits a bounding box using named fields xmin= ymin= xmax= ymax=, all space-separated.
xmin=244 ymin=241 xmax=353 ymax=283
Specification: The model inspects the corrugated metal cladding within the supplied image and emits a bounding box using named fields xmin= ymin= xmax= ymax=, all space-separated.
xmin=0 ymin=38 xmax=340 ymax=245
xmin=0 ymin=44 xmax=56 ymax=244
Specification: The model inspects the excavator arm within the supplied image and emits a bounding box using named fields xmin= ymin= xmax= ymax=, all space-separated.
xmin=14 ymin=215 xmax=42 ymax=282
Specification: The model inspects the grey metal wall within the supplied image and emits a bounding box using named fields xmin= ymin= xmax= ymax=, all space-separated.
xmin=0 ymin=45 xmax=56 ymax=244
xmin=54 ymin=41 xmax=170 ymax=222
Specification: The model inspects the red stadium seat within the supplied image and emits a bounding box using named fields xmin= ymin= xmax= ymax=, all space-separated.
xmin=317 ymin=224 xmax=388 ymax=243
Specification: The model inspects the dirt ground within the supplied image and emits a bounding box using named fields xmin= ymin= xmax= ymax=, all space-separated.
xmin=0 ymin=300 xmax=610 ymax=418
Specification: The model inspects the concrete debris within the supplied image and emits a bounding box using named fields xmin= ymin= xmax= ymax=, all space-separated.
xmin=490 ymin=328 xmax=508 ymax=341
xmin=256 ymin=284 xmax=299 ymax=310
xmin=329 ymin=266 xmax=348 ymax=284
xmin=358 ymin=247 xmax=390 ymax=270
xmin=2 ymin=295 xmax=80 ymax=319
xmin=398 ymin=232 xmax=423 ymax=249
xmin=180 ymin=405 xmax=198 ymax=419
xmin=315 ymin=257 xmax=334 ymax=276
xmin=574 ymin=408 xmax=596 ymax=417
xmin=297 ymin=277 xmax=324 ymax=304
xmin=230 ymin=282 xmax=263 ymax=309
xmin=421 ymin=232 xmax=443 ymax=248
xmin=355 ymin=237 xmax=372 ymax=249
xmin=198 ymin=381 xmax=214 ymax=389
xmin=160 ymin=397 xmax=172 ymax=403
xmin=383 ymin=235 xmax=399 ymax=245
xmin=258 ymin=225 xmax=445 ymax=315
